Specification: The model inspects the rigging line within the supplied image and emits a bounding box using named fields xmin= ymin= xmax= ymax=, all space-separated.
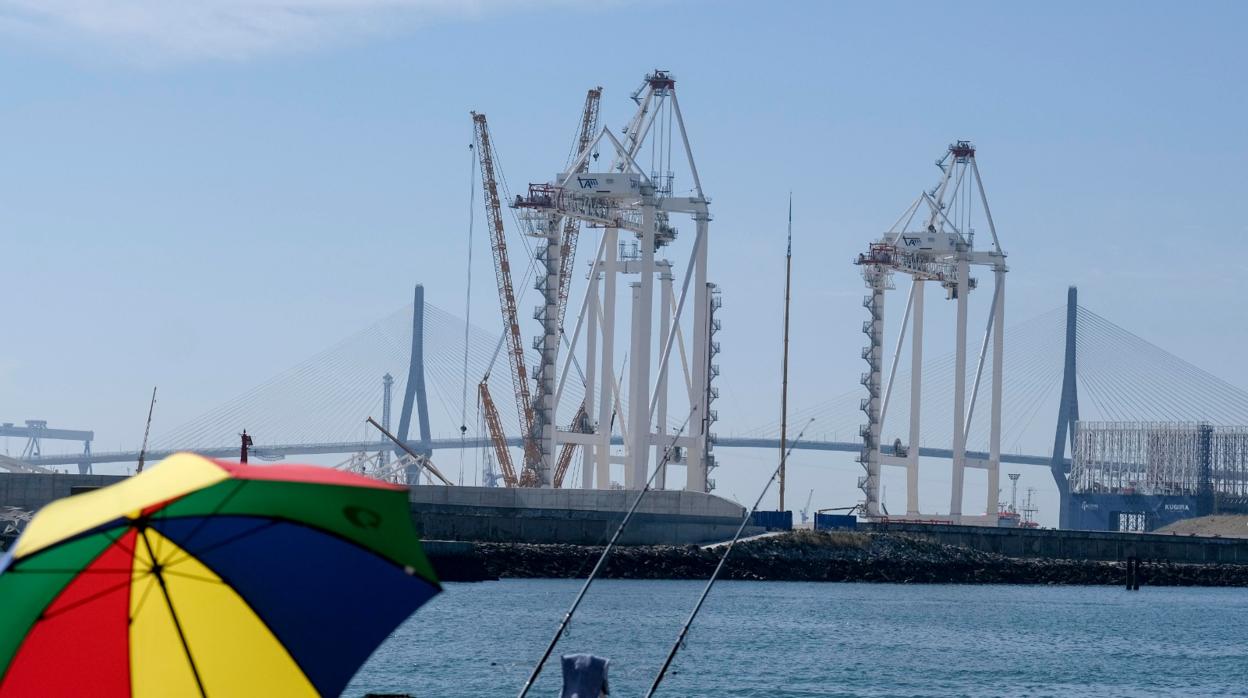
xmin=646 ymin=417 xmax=816 ymax=698
xmin=1081 ymin=308 xmax=1248 ymax=413
xmin=515 ymin=407 xmax=698 ymax=698
xmin=1000 ymin=362 xmax=1063 ymax=448
xmin=1001 ymin=382 xmax=1056 ymax=455
xmin=1074 ymin=328 xmax=1156 ymax=420
xmin=463 ymin=143 xmax=477 ymax=436
xmin=1077 ymin=358 xmax=1121 ymax=422
xmin=1098 ymin=318 xmax=1248 ymax=420
xmin=1079 ymin=347 xmax=1135 ymax=423
xmin=1079 ymin=319 xmax=1193 ymax=422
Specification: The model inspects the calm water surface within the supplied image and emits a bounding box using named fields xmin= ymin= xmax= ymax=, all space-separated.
xmin=347 ymin=580 xmax=1248 ymax=697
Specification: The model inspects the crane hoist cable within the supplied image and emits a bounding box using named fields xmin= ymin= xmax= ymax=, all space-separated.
xmin=460 ymin=137 xmax=477 ymax=486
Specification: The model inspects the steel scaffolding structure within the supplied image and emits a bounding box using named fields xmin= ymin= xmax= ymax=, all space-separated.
xmin=1071 ymin=422 xmax=1248 ymax=499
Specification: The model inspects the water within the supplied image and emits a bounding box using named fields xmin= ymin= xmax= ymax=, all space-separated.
xmin=347 ymin=580 xmax=1248 ymax=697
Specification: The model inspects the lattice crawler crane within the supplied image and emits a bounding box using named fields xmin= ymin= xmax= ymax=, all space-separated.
xmin=471 ymin=111 xmax=542 ymax=487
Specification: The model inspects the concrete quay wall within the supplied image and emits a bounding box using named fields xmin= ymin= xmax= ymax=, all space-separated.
xmin=0 ymin=474 xmax=758 ymax=546
xmin=0 ymin=473 xmax=126 ymax=512
xmin=407 ymin=485 xmax=759 ymax=545
xmin=867 ymin=522 xmax=1248 ymax=565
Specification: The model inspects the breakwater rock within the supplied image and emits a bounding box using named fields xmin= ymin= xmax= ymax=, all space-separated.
xmin=429 ymin=531 xmax=1248 ymax=586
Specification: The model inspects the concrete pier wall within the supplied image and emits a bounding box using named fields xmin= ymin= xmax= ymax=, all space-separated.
xmin=0 ymin=474 xmax=758 ymax=546
xmin=407 ymin=485 xmax=757 ymax=545
xmin=867 ymin=522 xmax=1248 ymax=565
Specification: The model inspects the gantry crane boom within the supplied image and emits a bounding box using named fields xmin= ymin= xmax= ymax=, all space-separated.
xmin=555 ymin=87 xmax=602 ymax=333
xmin=471 ymin=112 xmax=542 ymax=479
xmin=550 ymin=88 xmax=602 ymax=488
xmin=478 ymin=382 xmax=519 ymax=488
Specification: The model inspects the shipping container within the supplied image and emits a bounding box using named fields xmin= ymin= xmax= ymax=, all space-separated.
xmin=814 ymin=513 xmax=858 ymax=531
xmin=750 ymin=510 xmax=793 ymax=531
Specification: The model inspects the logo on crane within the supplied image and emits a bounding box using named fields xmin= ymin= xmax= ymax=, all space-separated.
xmin=901 ymin=235 xmax=921 ymax=247
xmin=576 ymin=176 xmax=599 ymax=189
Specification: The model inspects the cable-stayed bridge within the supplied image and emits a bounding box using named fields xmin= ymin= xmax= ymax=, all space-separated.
xmin=16 ymin=287 xmax=1248 ymax=521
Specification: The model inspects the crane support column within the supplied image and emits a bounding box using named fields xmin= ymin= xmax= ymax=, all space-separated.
xmin=687 ymin=213 xmax=710 ymax=492
xmin=950 ymin=254 xmax=970 ymax=520
xmin=986 ymin=267 xmax=1005 ymax=516
xmin=906 ymin=279 xmax=924 ymax=515
xmin=596 ymin=228 xmax=618 ymax=490
xmin=627 ymin=190 xmax=657 ymax=489
xmin=627 ymin=280 xmax=643 ymax=487
xmin=582 ymin=267 xmax=600 ymax=489
xmin=859 ymin=276 xmax=885 ymax=517
xmin=535 ymin=214 xmax=562 ymax=486
xmin=656 ymin=266 xmax=673 ymax=489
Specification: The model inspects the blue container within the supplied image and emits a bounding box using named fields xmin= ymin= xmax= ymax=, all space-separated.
xmin=750 ymin=510 xmax=793 ymax=531
xmin=814 ymin=513 xmax=858 ymax=531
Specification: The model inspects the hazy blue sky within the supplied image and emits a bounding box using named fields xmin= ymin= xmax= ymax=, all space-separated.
xmin=2 ymin=0 xmax=1245 ymax=524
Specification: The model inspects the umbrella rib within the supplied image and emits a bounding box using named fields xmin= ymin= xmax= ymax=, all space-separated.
xmin=161 ymin=569 xmax=226 ymax=585
xmin=37 ymin=576 xmax=133 ymax=622
xmin=130 ymin=574 xmax=158 ymax=623
xmin=141 ymin=528 xmax=207 ymax=698
xmin=162 ymin=519 xmax=278 ymax=569
xmin=159 ymin=480 xmax=249 ymax=551
xmin=10 ymin=525 xmax=140 ymax=575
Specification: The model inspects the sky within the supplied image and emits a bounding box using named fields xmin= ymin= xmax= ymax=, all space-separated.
xmin=2 ymin=0 xmax=1246 ymax=527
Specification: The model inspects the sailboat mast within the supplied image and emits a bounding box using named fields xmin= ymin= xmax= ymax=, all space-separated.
xmin=779 ymin=196 xmax=793 ymax=512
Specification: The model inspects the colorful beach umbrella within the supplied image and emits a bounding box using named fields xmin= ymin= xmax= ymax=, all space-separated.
xmin=0 ymin=453 xmax=440 ymax=697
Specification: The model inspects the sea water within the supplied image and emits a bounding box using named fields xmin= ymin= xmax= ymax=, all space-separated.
xmin=347 ymin=580 xmax=1248 ymax=697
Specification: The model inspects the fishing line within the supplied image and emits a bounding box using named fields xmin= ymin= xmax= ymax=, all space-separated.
xmin=646 ymin=417 xmax=817 ymax=697
xmin=516 ymin=406 xmax=699 ymax=698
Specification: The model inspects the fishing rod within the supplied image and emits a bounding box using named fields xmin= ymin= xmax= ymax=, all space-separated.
xmin=135 ymin=387 xmax=157 ymax=474
xmin=646 ymin=417 xmax=816 ymax=697
xmin=517 ymin=406 xmax=697 ymax=698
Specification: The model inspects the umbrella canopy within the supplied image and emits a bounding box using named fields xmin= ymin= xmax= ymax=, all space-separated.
xmin=0 ymin=453 xmax=440 ymax=697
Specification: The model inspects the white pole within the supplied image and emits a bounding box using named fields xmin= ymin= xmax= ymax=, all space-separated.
xmin=626 ymin=282 xmax=642 ymax=488
xmin=583 ymin=266 xmax=600 ymax=489
xmin=596 ymin=228 xmax=618 ymax=489
xmin=950 ymin=254 xmax=969 ymax=519
xmin=687 ymin=214 xmax=710 ymax=491
xmin=657 ymin=268 xmax=672 ymax=489
xmin=629 ymin=195 xmax=657 ymax=489
xmin=907 ymin=280 xmax=924 ymax=516
xmin=987 ymin=266 xmax=1005 ymax=518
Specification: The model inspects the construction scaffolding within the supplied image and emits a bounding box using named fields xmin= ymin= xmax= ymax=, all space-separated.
xmin=1070 ymin=422 xmax=1248 ymax=499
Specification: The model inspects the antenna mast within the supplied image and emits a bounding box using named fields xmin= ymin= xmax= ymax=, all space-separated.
xmin=779 ymin=196 xmax=793 ymax=512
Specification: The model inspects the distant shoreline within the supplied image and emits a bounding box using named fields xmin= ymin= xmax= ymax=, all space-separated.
xmin=427 ymin=531 xmax=1248 ymax=586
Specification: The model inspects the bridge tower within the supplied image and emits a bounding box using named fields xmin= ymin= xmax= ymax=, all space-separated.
xmin=396 ymin=285 xmax=433 ymax=482
xmin=381 ymin=372 xmax=394 ymax=467
xmin=855 ymin=141 xmax=1008 ymax=522
xmin=1050 ymin=286 xmax=1078 ymax=528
